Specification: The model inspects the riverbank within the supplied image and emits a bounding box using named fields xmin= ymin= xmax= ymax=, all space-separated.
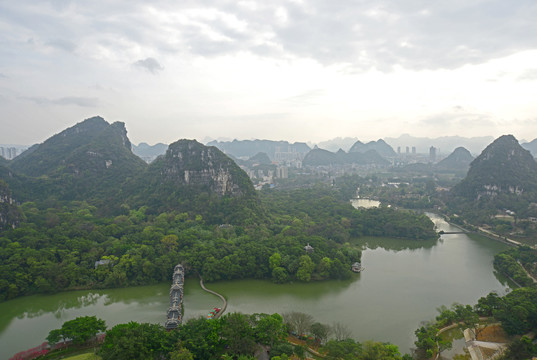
xmin=438 ymin=213 xmax=521 ymax=248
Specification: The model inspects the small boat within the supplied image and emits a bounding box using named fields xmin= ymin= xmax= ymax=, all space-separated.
xmin=207 ymin=307 xmax=221 ymax=319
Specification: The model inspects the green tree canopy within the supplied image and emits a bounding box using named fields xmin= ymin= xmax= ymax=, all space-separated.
xmin=46 ymin=316 xmax=106 ymax=345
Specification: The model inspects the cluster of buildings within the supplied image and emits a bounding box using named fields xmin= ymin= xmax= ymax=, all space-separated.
xmin=0 ymin=147 xmax=18 ymax=160
xmin=250 ymin=166 xmax=290 ymax=190
xmin=274 ymin=146 xmax=304 ymax=169
xmin=394 ymin=145 xmax=442 ymax=165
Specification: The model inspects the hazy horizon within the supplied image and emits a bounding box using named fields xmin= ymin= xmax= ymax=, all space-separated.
xmin=0 ymin=126 xmax=504 ymax=148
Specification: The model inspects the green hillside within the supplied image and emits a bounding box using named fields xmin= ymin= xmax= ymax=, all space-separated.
xmin=453 ymin=135 xmax=537 ymax=200
xmin=121 ymin=139 xmax=263 ymax=224
xmin=10 ymin=116 xmax=110 ymax=177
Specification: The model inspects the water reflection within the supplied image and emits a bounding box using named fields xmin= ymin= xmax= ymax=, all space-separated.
xmin=353 ymin=237 xmax=438 ymax=252
xmin=0 ymin=284 xmax=169 ymax=333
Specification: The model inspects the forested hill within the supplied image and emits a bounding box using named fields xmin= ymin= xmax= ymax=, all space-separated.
xmin=121 ymin=139 xmax=263 ymax=224
xmin=436 ymin=146 xmax=474 ymax=171
xmin=1 ymin=118 xmax=262 ymax=224
xmin=10 ymin=116 xmax=111 ymax=176
xmin=6 ymin=117 xmax=146 ymax=205
xmin=452 ymin=135 xmax=537 ymax=200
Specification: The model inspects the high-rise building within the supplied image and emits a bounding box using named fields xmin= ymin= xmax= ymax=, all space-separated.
xmin=429 ymin=146 xmax=437 ymax=162
xmin=412 ymin=146 xmax=416 ymax=155
xmin=277 ymin=166 xmax=289 ymax=179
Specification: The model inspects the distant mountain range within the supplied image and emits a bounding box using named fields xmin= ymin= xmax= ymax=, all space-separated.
xmin=384 ymin=134 xmax=494 ymax=155
xmin=349 ymin=139 xmax=397 ymax=158
xmin=303 ymin=147 xmax=390 ymax=167
xmin=132 ymin=142 xmax=168 ymax=163
xmin=207 ymin=139 xmax=310 ymax=160
xmin=316 ymin=137 xmax=360 ymax=152
xmin=314 ymin=135 xmax=496 ymax=157
xmin=521 ymin=139 xmax=537 ymax=157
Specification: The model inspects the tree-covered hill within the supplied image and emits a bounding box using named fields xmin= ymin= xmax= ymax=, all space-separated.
xmin=120 ymin=139 xmax=263 ymax=224
xmin=49 ymin=121 xmax=147 ymax=203
xmin=10 ymin=116 xmax=111 ymax=177
xmin=436 ymin=146 xmax=474 ymax=172
xmin=1 ymin=118 xmax=262 ymax=223
xmin=452 ymin=135 xmax=537 ymax=200
xmin=248 ymin=152 xmax=272 ymax=165
xmin=302 ymin=148 xmax=338 ymax=166
xmin=444 ymin=135 xmax=537 ymax=228
xmin=5 ymin=117 xmax=147 ymax=206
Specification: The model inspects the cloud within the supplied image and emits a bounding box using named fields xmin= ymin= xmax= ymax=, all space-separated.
xmin=418 ymin=109 xmax=496 ymax=132
xmin=46 ymin=39 xmax=77 ymax=52
xmin=23 ymin=96 xmax=100 ymax=107
xmin=283 ymin=89 xmax=325 ymax=105
xmin=2 ymin=1 xmax=537 ymax=71
xmin=518 ymin=68 xmax=537 ymax=81
xmin=133 ymin=57 xmax=164 ymax=73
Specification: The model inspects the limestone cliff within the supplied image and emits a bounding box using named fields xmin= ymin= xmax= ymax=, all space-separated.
xmin=124 ymin=139 xmax=261 ymax=224
xmin=160 ymin=139 xmax=253 ymax=197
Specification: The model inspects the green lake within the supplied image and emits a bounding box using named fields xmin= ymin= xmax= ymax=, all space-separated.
xmin=0 ymin=214 xmax=512 ymax=358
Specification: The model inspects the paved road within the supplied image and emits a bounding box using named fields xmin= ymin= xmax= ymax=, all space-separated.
xmin=517 ymin=260 xmax=537 ymax=283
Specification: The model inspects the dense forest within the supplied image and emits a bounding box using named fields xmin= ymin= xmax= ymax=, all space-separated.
xmin=0 ymin=185 xmax=438 ymax=301
xmin=493 ymin=246 xmax=537 ymax=287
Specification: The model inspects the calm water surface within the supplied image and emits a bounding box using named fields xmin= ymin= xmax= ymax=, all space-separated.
xmin=0 ymin=214 xmax=511 ymax=358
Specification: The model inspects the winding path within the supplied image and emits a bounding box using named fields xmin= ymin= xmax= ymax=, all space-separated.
xmin=517 ymin=260 xmax=537 ymax=284
xmin=199 ymin=276 xmax=227 ymax=319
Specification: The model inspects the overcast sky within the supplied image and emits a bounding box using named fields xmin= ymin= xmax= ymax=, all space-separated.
xmin=1 ymin=0 xmax=537 ymax=145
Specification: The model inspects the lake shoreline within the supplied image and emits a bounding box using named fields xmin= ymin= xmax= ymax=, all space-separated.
xmin=0 ymin=214 xmax=512 ymax=358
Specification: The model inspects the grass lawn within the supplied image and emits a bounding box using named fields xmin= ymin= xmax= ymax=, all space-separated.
xmin=63 ymin=351 xmax=101 ymax=360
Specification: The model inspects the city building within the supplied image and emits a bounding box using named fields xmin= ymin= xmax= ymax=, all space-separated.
xmin=276 ymin=166 xmax=289 ymax=179
xmin=429 ymin=146 xmax=437 ymax=162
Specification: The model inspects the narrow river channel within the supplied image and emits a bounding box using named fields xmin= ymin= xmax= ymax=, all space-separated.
xmin=0 ymin=214 xmax=512 ymax=358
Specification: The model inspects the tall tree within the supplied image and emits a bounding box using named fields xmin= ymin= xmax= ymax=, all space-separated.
xmin=47 ymin=316 xmax=106 ymax=345
xmin=99 ymin=322 xmax=177 ymax=360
